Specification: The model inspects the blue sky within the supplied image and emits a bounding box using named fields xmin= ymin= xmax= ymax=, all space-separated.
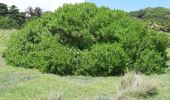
xmin=0 ymin=0 xmax=84 ymax=11
xmin=0 ymin=0 xmax=169 ymax=11
xmin=86 ymin=0 xmax=170 ymax=11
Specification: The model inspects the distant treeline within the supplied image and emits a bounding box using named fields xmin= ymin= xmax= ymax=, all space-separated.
xmin=1 ymin=2 xmax=170 ymax=32
xmin=130 ymin=7 xmax=170 ymax=32
xmin=0 ymin=3 xmax=44 ymax=29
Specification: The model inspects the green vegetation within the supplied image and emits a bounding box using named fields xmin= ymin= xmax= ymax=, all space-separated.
xmin=0 ymin=3 xmax=43 ymax=29
xmin=0 ymin=30 xmax=119 ymax=100
xmin=0 ymin=29 xmax=17 ymax=53
xmin=130 ymin=7 xmax=170 ymax=32
xmin=0 ymin=2 xmax=170 ymax=100
xmin=0 ymin=3 xmax=26 ymax=29
xmin=0 ymin=30 xmax=170 ymax=99
xmin=0 ymin=16 xmax=20 ymax=29
xmin=75 ymin=43 xmax=129 ymax=76
xmin=3 ymin=3 xmax=169 ymax=76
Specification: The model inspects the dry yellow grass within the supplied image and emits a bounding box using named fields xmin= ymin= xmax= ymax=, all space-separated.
xmin=115 ymin=72 xmax=159 ymax=100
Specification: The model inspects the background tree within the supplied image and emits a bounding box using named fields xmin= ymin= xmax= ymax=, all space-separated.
xmin=8 ymin=5 xmax=26 ymax=26
xmin=17 ymin=12 xmax=26 ymax=26
xmin=34 ymin=7 xmax=42 ymax=17
xmin=0 ymin=3 xmax=26 ymax=29
xmin=0 ymin=3 xmax=8 ymax=16
xmin=25 ymin=6 xmax=43 ymax=18
xmin=25 ymin=7 xmax=35 ymax=17
xmin=8 ymin=5 xmax=19 ymax=18
xmin=0 ymin=3 xmax=42 ymax=29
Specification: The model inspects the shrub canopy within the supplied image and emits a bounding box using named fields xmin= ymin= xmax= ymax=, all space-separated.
xmin=3 ymin=3 xmax=169 ymax=76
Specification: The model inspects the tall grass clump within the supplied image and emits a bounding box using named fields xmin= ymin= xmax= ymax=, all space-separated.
xmin=40 ymin=91 xmax=62 ymax=100
xmin=115 ymin=72 xmax=159 ymax=100
xmin=3 ymin=2 xmax=169 ymax=76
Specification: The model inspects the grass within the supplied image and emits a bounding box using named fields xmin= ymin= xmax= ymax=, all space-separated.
xmin=0 ymin=29 xmax=170 ymax=100
xmin=115 ymin=72 xmax=159 ymax=100
xmin=0 ymin=29 xmax=17 ymax=53
xmin=0 ymin=65 xmax=120 ymax=100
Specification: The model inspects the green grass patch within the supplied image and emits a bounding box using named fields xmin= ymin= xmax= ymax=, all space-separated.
xmin=0 ymin=29 xmax=18 ymax=53
xmin=0 ymin=65 xmax=120 ymax=100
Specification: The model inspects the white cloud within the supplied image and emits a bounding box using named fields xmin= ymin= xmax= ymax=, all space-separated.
xmin=0 ymin=0 xmax=85 ymax=11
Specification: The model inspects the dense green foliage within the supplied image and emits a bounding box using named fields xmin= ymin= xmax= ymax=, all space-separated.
xmin=4 ymin=31 xmax=75 ymax=75
xmin=130 ymin=7 xmax=170 ymax=32
xmin=0 ymin=3 xmax=8 ymax=16
xmin=3 ymin=3 xmax=169 ymax=76
xmin=75 ymin=43 xmax=129 ymax=76
xmin=134 ymin=49 xmax=164 ymax=74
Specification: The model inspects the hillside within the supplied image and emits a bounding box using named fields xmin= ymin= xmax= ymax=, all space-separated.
xmin=130 ymin=7 xmax=170 ymax=32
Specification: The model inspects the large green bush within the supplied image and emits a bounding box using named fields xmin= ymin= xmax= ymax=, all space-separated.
xmin=3 ymin=3 xmax=169 ymax=76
